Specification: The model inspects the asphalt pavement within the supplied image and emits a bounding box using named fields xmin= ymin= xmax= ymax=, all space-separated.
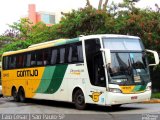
xmin=0 ymin=97 xmax=160 ymax=120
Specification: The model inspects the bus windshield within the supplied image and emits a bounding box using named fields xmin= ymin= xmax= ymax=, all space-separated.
xmin=103 ymin=38 xmax=150 ymax=85
xmin=108 ymin=52 xmax=150 ymax=85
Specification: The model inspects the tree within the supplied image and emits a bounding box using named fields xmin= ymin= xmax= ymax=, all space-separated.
xmin=0 ymin=28 xmax=20 ymax=51
xmin=3 ymin=29 xmax=19 ymax=38
xmin=9 ymin=18 xmax=32 ymax=40
xmin=155 ymin=3 xmax=160 ymax=12
xmin=103 ymin=0 xmax=109 ymax=11
xmin=86 ymin=0 xmax=109 ymax=11
xmin=86 ymin=0 xmax=92 ymax=7
xmin=57 ymin=7 xmax=112 ymax=38
xmin=98 ymin=0 xmax=103 ymax=10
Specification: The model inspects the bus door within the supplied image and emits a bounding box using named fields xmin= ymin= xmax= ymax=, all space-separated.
xmin=84 ymin=39 xmax=106 ymax=105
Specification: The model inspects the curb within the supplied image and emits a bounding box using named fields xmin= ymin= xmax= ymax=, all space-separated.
xmin=142 ymin=99 xmax=160 ymax=103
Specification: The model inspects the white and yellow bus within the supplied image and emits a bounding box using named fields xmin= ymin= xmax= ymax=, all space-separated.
xmin=1 ymin=34 xmax=159 ymax=109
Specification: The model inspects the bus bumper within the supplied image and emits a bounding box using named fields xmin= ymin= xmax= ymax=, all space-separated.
xmin=106 ymin=90 xmax=151 ymax=105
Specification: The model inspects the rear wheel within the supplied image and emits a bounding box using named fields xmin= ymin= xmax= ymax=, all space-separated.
xmin=19 ymin=88 xmax=25 ymax=102
xmin=12 ymin=88 xmax=19 ymax=102
xmin=73 ymin=89 xmax=86 ymax=110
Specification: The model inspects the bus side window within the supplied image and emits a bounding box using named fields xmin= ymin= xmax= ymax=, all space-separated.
xmin=43 ymin=49 xmax=51 ymax=66
xmin=3 ymin=56 xmax=8 ymax=70
xmin=59 ymin=47 xmax=65 ymax=64
xmin=68 ymin=43 xmax=83 ymax=63
xmin=26 ymin=53 xmax=31 ymax=67
xmin=16 ymin=54 xmax=25 ymax=68
xmin=36 ymin=51 xmax=43 ymax=66
xmin=77 ymin=44 xmax=83 ymax=62
xmin=68 ymin=44 xmax=78 ymax=63
xmin=30 ymin=52 xmax=36 ymax=66
xmin=23 ymin=54 xmax=27 ymax=68
xmin=51 ymin=49 xmax=58 ymax=65
xmin=9 ymin=56 xmax=16 ymax=69
xmin=72 ymin=45 xmax=78 ymax=62
xmin=68 ymin=46 xmax=72 ymax=63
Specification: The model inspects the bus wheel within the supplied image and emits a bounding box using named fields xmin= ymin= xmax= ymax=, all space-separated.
xmin=12 ymin=88 xmax=19 ymax=102
xmin=19 ymin=87 xmax=25 ymax=102
xmin=73 ymin=89 xmax=86 ymax=110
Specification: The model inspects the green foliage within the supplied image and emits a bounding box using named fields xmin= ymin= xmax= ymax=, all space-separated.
xmin=152 ymin=93 xmax=160 ymax=98
xmin=56 ymin=7 xmax=110 ymax=38
xmin=9 ymin=18 xmax=32 ymax=40
xmin=28 ymin=22 xmax=54 ymax=43
xmin=0 ymin=40 xmax=31 ymax=54
xmin=0 ymin=20 xmax=55 ymax=54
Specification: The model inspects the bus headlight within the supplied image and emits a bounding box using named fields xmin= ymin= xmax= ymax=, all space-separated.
xmin=109 ymin=88 xmax=122 ymax=93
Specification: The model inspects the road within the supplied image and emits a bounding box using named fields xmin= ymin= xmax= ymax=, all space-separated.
xmin=0 ymin=97 xmax=160 ymax=120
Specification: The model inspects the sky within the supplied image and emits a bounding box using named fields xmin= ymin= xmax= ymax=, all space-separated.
xmin=0 ymin=0 xmax=160 ymax=34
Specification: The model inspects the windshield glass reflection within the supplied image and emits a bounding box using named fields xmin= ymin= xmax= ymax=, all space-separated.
xmin=108 ymin=52 xmax=150 ymax=85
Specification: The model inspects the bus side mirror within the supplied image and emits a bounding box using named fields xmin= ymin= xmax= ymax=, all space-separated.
xmin=146 ymin=49 xmax=159 ymax=66
xmin=101 ymin=49 xmax=111 ymax=65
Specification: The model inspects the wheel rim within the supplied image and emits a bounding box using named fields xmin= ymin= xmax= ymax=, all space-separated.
xmin=13 ymin=90 xmax=16 ymax=97
xmin=73 ymin=90 xmax=86 ymax=109
xmin=20 ymin=92 xmax=24 ymax=100
xmin=76 ymin=92 xmax=84 ymax=106
xmin=12 ymin=89 xmax=17 ymax=100
xmin=19 ymin=90 xmax=25 ymax=101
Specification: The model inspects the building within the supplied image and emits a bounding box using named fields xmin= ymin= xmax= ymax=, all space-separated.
xmin=28 ymin=4 xmax=61 ymax=26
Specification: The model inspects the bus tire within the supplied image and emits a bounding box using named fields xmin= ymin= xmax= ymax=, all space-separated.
xmin=73 ymin=89 xmax=86 ymax=110
xmin=12 ymin=87 xmax=19 ymax=102
xmin=18 ymin=87 xmax=25 ymax=102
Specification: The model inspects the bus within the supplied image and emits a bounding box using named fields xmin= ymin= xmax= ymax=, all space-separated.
xmin=1 ymin=34 xmax=159 ymax=109
xmin=0 ymin=62 xmax=2 ymax=96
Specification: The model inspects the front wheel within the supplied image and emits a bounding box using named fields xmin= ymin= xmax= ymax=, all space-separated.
xmin=73 ymin=89 xmax=86 ymax=110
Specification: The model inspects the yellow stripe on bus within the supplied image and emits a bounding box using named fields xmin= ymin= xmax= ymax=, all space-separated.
xmin=2 ymin=67 xmax=45 ymax=98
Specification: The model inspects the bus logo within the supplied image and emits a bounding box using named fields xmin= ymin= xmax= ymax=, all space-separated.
xmin=17 ymin=69 xmax=38 ymax=77
xmin=70 ymin=69 xmax=84 ymax=75
xmin=89 ymin=92 xmax=102 ymax=102
xmin=3 ymin=73 xmax=9 ymax=77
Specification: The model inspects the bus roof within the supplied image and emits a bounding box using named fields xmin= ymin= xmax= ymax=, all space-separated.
xmin=80 ymin=34 xmax=140 ymax=40
xmin=2 ymin=38 xmax=80 ymax=56
xmin=2 ymin=34 xmax=140 ymax=56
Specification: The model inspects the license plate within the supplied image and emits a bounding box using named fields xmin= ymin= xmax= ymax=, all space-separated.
xmin=131 ymin=96 xmax=138 ymax=100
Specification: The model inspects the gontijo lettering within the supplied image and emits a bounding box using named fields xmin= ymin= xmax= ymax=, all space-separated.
xmin=17 ymin=69 xmax=38 ymax=77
